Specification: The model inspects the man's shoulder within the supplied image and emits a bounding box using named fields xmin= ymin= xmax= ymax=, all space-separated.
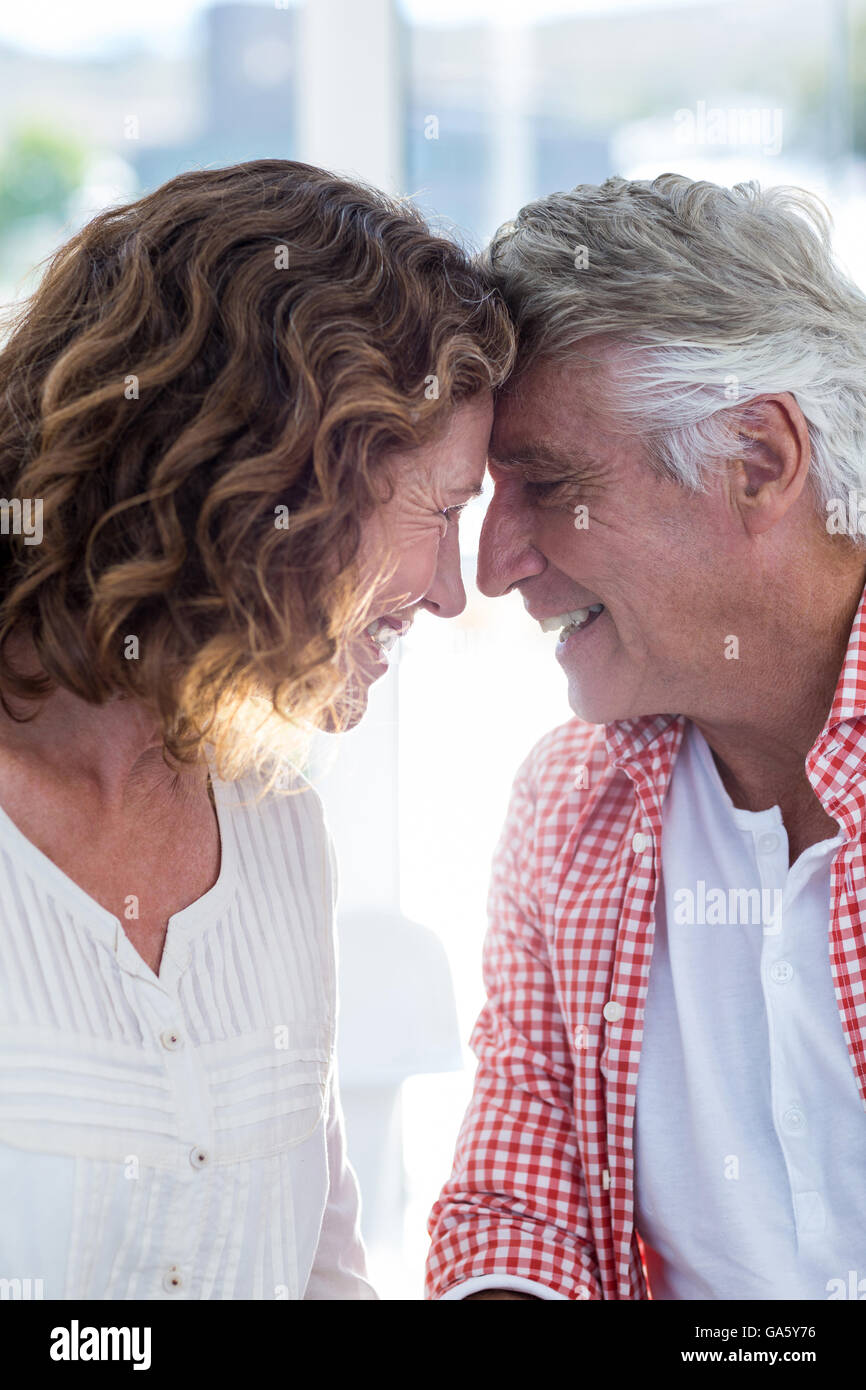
xmin=519 ymin=716 xmax=609 ymax=802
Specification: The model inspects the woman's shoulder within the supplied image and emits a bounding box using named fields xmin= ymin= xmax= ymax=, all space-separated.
xmin=213 ymin=759 xmax=336 ymax=904
xmin=219 ymin=760 xmax=328 ymax=832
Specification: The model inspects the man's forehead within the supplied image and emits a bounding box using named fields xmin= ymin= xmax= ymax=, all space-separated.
xmin=494 ymin=355 xmax=601 ymax=421
xmin=491 ymin=378 xmax=601 ymax=471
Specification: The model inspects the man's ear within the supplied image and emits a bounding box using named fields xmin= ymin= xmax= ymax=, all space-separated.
xmin=728 ymin=394 xmax=811 ymax=535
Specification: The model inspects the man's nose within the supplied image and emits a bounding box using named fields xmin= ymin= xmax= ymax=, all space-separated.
xmin=421 ymin=521 xmax=467 ymax=619
xmin=476 ymin=482 xmax=545 ymax=598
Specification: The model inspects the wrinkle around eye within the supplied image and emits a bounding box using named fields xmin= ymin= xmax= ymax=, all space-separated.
xmin=525 ymin=479 xmax=585 ymax=506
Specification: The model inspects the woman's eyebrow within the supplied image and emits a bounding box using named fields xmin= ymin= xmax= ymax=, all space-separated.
xmin=447 ymin=481 xmax=485 ymax=497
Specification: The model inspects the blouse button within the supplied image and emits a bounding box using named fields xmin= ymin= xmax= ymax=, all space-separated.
xmin=603 ymin=1000 xmax=624 ymax=1023
xmin=189 ymin=1146 xmax=209 ymax=1170
xmin=160 ymin=1028 xmax=183 ymax=1051
xmin=632 ymin=832 xmax=649 ymax=853
xmin=162 ymin=1265 xmax=183 ymax=1293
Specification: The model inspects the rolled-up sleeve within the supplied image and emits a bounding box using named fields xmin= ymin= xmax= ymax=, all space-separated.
xmin=425 ymin=749 xmax=601 ymax=1301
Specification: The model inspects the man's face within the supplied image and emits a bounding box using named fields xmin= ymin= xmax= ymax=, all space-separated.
xmin=477 ymin=356 xmax=759 ymax=725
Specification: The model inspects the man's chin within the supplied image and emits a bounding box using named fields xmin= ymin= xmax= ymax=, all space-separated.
xmin=565 ymin=676 xmax=634 ymax=727
xmin=566 ymin=672 xmax=667 ymax=727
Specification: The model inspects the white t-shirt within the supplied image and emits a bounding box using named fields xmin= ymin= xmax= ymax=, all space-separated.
xmin=634 ymin=719 xmax=866 ymax=1299
xmin=0 ymin=760 xmax=377 ymax=1300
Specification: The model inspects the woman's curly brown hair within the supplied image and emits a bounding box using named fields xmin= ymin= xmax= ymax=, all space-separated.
xmin=0 ymin=159 xmax=515 ymax=781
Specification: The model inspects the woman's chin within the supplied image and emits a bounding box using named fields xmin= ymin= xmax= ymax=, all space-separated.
xmin=313 ymin=634 xmax=392 ymax=733
xmin=314 ymin=671 xmax=379 ymax=734
xmin=331 ymin=693 xmax=369 ymax=732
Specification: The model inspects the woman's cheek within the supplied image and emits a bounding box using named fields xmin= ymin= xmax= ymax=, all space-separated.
xmin=421 ymin=533 xmax=447 ymax=595
xmin=393 ymin=532 xmax=441 ymax=607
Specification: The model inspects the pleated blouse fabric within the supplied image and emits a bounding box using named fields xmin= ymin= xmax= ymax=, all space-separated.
xmin=0 ymin=760 xmax=377 ymax=1300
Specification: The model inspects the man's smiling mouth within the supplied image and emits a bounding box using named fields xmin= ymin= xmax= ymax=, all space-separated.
xmin=538 ymin=604 xmax=605 ymax=639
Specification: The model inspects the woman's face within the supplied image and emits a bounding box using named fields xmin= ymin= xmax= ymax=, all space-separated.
xmin=339 ymin=392 xmax=494 ymax=724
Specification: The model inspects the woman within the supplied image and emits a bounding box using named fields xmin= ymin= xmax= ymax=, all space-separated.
xmin=0 ymin=159 xmax=514 ymax=1299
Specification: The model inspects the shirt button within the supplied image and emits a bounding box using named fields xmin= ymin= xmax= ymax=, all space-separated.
xmin=189 ymin=1146 xmax=209 ymax=1170
xmin=632 ymin=832 xmax=649 ymax=853
xmin=160 ymin=1028 xmax=183 ymax=1051
xmin=757 ymin=832 xmax=780 ymax=854
xmin=162 ymin=1265 xmax=183 ymax=1293
xmin=770 ymin=960 xmax=794 ymax=984
xmin=782 ymin=1105 xmax=806 ymax=1133
xmin=603 ymin=1000 xmax=624 ymax=1023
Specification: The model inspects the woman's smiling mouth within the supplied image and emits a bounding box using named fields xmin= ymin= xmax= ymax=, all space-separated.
xmin=363 ymin=616 xmax=412 ymax=664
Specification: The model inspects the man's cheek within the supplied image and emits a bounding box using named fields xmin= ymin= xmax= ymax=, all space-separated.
xmin=537 ymin=513 xmax=592 ymax=562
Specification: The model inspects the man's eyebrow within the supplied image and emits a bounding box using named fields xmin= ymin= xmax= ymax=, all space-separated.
xmin=488 ymin=441 xmax=593 ymax=474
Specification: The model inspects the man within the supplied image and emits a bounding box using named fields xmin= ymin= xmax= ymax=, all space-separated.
xmin=425 ymin=173 xmax=866 ymax=1300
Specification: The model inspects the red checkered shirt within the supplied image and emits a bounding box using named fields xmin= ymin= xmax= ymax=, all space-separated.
xmin=425 ymin=583 xmax=866 ymax=1301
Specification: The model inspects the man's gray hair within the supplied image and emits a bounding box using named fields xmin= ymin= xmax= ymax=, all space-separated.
xmin=482 ymin=173 xmax=866 ymax=512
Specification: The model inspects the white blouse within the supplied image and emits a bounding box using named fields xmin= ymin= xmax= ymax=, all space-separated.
xmin=0 ymin=757 xmax=378 ymax=1300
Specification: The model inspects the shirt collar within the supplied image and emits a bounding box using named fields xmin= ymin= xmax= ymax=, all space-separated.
xmin=821 ymin=576 xmax=866 ymax=728
xmin=603 ymin=711 xmax=681 ymax=769
xmin=602 ymin=711 xmax=686 ymax=817
xmin=803 ymin=577 xmax=866 ymax=825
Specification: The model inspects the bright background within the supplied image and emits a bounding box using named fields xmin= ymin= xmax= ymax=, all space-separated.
xmin=2 ymin=0 xmax=865 ymax=1298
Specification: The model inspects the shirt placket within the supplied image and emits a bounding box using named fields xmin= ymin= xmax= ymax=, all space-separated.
xmin=755 ymin=822 xmax=830 ymax=1247
xmin=113 ymin=929 xmax=214 ymax=1298
xmin=604 ymin=777 xmax=665 ymax=1298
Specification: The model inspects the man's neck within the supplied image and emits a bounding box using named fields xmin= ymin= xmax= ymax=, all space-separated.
xmin=693 ymin=720 xmax=843 ymax=865
xmin=691 ymin=709 xmax=832 ymax=820
xmin=686 ymin=559 xmax=866 ymax=859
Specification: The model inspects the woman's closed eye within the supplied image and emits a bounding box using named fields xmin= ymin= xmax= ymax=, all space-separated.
xmin=434 ymin=502 xmax=471 ymax=533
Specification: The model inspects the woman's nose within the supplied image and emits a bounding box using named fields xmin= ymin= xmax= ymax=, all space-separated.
xmin=421 ymin=522 xmax=467 ymax=619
